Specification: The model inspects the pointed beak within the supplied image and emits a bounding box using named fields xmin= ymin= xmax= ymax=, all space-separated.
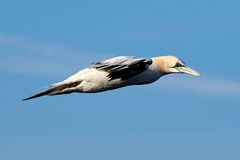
xmin=177 ymin=66 xmax=200 ymax=77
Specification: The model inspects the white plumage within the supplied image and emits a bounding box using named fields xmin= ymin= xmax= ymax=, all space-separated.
xmin=23 ymin=55 xmax=200 ymax=100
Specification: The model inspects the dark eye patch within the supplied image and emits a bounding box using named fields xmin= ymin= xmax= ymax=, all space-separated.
xmin=174 ymin=62 xmax=184 ymax=68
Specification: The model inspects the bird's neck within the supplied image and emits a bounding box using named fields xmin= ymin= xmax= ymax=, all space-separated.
xmin=150 ymin=57 xmax=169 ymax=74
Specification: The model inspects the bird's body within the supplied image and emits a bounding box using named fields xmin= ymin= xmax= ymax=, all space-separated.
xmin=54 ymin=56 xmax=161 ymax=93
xmin=23 ymin=55 xmax=200 ymax=100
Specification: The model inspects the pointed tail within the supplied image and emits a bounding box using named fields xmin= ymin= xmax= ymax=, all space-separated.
xmin=22 ymin=81 xmax=82 ymax=101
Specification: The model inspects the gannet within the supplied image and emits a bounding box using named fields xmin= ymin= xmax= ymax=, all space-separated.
xmin=23 ymin=56 xmax=200 ymax=100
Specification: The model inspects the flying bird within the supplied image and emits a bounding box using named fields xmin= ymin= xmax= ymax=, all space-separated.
xmin=23 ymin=55 xmax=200 ymax=100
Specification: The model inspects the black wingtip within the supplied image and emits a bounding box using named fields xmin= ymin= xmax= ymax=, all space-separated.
xmin=22 ymin=89 xmax=54 ymax=101
xmin=22 ymin=95 xmax=40 ymax=101
xmin=22 ymin=98 xmax=29 ymax=101
xmin=22 ymin=81 xmax=82 ymax=101
xmin=22 ymin=97 xmax=33 ymax=101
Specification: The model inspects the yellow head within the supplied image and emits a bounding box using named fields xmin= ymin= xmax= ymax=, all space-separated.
xmin=152 ymin=56 xmax=200 ymax=76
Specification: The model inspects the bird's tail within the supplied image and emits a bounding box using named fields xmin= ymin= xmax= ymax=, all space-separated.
xmin=22 ymin=81 xmax=82 ymax=101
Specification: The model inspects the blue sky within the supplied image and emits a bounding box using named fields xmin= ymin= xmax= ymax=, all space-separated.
xmin=0 ymin=0 xmax=240 ymax=159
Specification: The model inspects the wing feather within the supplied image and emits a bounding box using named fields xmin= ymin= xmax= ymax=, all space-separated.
xmin=91 ymin=56 xmax=152 ymax=80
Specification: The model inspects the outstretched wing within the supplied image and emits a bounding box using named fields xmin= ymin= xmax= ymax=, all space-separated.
xmin=23 ymin=81 xmax=82 ymax=101
xmin=91 ymin=56 xmax=152 ymax=80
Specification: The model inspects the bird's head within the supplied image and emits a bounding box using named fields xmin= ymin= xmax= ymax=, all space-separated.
xmin=153 ymin=56 xmax=200 ymax=76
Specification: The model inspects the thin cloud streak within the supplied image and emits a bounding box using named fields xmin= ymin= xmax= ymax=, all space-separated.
xmin=1 ymin=33 xmax=239 ymax=96
xmin=0 ymin=32 xmax=111 ymax=77
xmin=152 ymin=75 xmax=240 ymax=96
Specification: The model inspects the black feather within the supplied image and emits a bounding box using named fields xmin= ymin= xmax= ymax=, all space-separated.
xmin=92 ymin=58 xmax=152 ymax=80
xmin=23 ymin=81 xmax=82 ymax=101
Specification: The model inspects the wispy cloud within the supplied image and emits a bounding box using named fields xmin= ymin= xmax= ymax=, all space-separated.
xmin=1 ymin=33 xmax=239 ymax=96
xmin=151 ymin=75 xmax=240 ymax=96
xmin=0 ymin=32 xmax=111 ymax=77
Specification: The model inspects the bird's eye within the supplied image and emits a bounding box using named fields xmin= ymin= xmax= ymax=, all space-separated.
xmin=174 ymin=62 xmax=184 ymax=68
